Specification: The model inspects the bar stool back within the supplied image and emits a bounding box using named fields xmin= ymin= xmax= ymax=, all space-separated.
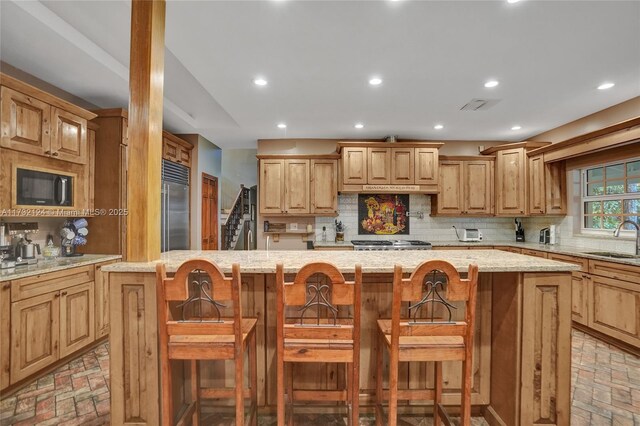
xmin=156 ymin=259 xmax=258 ymax=426
xmin=375 ymin=260 xmax=479 ymax=426
xmin=276 ymin=262 xmax=362 ymax=426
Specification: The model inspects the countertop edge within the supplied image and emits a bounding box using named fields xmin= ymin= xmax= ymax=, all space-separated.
xmin=0 ymin=254 xmax=122 ymax=282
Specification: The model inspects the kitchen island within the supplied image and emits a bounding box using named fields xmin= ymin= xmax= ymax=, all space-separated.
xmin=103 ymin=249 xmax=579 ymax=426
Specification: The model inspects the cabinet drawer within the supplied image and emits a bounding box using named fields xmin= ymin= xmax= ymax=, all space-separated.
xmin=588 ymin=259 xmax=640 ymax=283
xmin=11 ymin=265 xmax=94 ymax=301
xmin=547 ymin=253 xmax=588 ymax=270
xmin=521 ymin=249 xmax=548 ymax=258
xmin=496 ymin=246 xmax=522 ymax=254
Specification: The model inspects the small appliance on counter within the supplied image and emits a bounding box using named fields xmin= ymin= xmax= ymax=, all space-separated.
xmin=515 ymin=218 xmax=525 ymax=242
xmin=452 ymin=226 xmax=483 ymax=242
xmin=539 ymin=227 xmax=550 ymax=244
xmin=1 ymin=222 xmax=40 ymax=269
xmin=60 ymin=218 xmax=89 ymax=257
xmin=549 ymin=225 xmax=557 ymax=245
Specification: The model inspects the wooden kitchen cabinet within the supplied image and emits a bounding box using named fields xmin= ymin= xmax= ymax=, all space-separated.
xmin=259 ymin=159 xmax=285 ymax=214
xmin=496 ymin=148 xmax=527 ymax=216
xmin=95 ymin=261 xmax=118 ymax=338
xmin=10 ymin=291 xmax=60 ymax=383
xmin=521 ymin=249 xmax=548 ymax=258
xmin=436 ymin=161 xmax=464 ymax=215
xmin=367 ymin=147 xmax=391 ymax=184
xmin=1 ymin=282 xmax=11 ymax=390
xmin=434 ymin=157 xmax=493 ymax=216
xmin=0 ymin=86 xmax=51 ymax=157
xmin=284 ymin=159 xmax=310 ymax=214
xmin=547 ymin=253 xmax=589 ymax=325
xmin=162 ymin=132 xmax=192 ymax=168
xmin=310 ymin=159 xmax=338 ymax=214
xmin=415 ymin=147 xmax=439 ymax=186
xmin=589 ymin=274 xmax=640 ymax=348
xmin=59 ymin=282 xmax=94 ymax=358
xmin=545 ymin=160 xmax=567 ymax=215
xmin=50 ymin=107 xmax=87 ymax=164
xmin=342 ymin=146 xmax=368 ymax=184
xmin=390 ymin=148 xmax=414 ymax=184
xmin=528 ymin=154 xmax=545 ymax=215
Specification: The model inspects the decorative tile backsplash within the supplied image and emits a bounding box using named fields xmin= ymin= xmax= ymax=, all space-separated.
xmin=316 ymin=194 xmax=638 ymax=254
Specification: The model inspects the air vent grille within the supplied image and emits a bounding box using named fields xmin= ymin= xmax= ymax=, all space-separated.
xmin=460 ymin=99 xmax=500 ymax=111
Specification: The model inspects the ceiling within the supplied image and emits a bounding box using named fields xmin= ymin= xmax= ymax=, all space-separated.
xmin=1 ymin=1 xmax=639 ymax=148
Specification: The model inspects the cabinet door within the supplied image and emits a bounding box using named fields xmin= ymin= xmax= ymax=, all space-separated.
xmin=95 ymin=262 xmax=117 ymax=338
xmin=310 ymin=159 xmax=337 ymax=214
xmin=50 ymin=107 xmax=87 ymax=164
xmin=11 ymin=292 xmax=59 ymax=383
xmin=415 ymin=147 xmax=438 ymax=185
xmin=528 ymin=154 xmax=545 ymax=215
xmin=342 ymin=147 xmax=367 ymax=185
xmin=496 ymin=148 xmax=527 ymax=216
xmin=284 ymin=159 xmax=310 ymax=214
xmin=163 ymin=137 xmax=179 ymax=162
xmin=589 ymin=275 xmax=640 ymax=347
xmin=437 ymin=161 xmax=464 ymax=215
xmin=259 ymin=159 xmax=285 ymax=214
xmin=367 ymin=147 xmax=390 ymax=184
xmin=547 ymin=253 xmax=589 ymax=325
xmin=0 ymin=86 xmax=51 ymax=156
xmin=120 ymin=144 xmax=128 ymax=258
xmin=545 ymin=160 xmax=567 ymax=215
xmin=464 ymin=160 xmax=493 ymax=215
xmin=60 ymin=282 xmax=95 ymax=358
xmin=1 ymin=282 xmax=9 ymax=390
xmin=178 ymin=146 xmax=192 ymax=168
xmin=390 ymin=148 xmax=414 ymax=184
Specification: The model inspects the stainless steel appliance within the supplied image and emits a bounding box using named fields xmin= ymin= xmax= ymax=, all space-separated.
xmin=351 ymin=240 xmax=432 ymax=251
xmin=161 ymin=160 xmax=190 ymax=252
xmin=539 ymin=228 xmax=550 ymax=244
xmin=16 ymin=167 xmax=73 ymax=206
xmin=15 ymin=237 xmax=40 ymax=259
xmin=1 ymin=222 xmax=40 ymax=269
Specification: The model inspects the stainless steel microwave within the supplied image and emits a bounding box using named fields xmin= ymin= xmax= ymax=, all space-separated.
xmin=16 ymin=168 xmax=73 ymax=206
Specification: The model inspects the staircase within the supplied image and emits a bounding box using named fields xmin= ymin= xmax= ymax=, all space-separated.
xmin=221 ymin=185 xmax=250 ymax=250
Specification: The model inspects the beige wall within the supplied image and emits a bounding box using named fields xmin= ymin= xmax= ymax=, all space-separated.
xmin=530 ymin=96 xmax=640 ymax=143
xmin=221 ymin=149 xmax=258 ymax=210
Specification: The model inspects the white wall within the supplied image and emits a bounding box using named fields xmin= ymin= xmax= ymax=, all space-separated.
xmin=221 ymin=149 xmax=258 ymax=209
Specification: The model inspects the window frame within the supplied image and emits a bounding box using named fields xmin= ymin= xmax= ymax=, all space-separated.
xmin=580 ymin=157 xmax=640 ymax=237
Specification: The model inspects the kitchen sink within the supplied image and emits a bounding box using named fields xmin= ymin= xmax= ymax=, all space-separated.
xmin=582 ymin=251 xmax=640 ymax=259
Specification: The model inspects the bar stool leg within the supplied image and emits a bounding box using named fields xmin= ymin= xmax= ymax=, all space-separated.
xmin=190 ymin=360 xmax=200 ymax=425
xmin=250 ymin=333 xmax=258 ymax=426
xmin=375 ymin=333 xmax=384 ymax=426
xmin=388 ymin=351 xmax=399 ymax=426
xmin=277 ymin=358 xmax=285 ymax=426
xmin=235 ymin=355 xmax=245 ymax=426
xmin=460 ymin=360 xmax=472 ymax=426
xmin=286 ymin=363 xmax=294 ymax=426
xmin=434 ymin=361 xmax=442 ymax=426
xmin=352 ymin=360 xmax=360 ymax=426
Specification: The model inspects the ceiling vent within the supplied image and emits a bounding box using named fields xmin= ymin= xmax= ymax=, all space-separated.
xmin=460 ymin=99 xmax=500 ymax=111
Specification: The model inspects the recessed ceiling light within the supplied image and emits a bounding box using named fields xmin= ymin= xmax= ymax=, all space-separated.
xmin=354 ymin=123 xmax=364 ymax=129
xmin=253 ymin=78 xmax=268 ymax=86
xmin=511 ymin=125 xmax=522 ymax=130
xmin=277 ymin=123 xmax=287 ymax=129
xmin=484 ymin=80 xmax=499 ymax=88
xmin=507 ymin=0 xmax=521 ymax=3
xmin=434 ymin=124 xmax=444 ymax=130
xmin=369 ymin=77 xmax=383 ymax=86
xmin=597 ymin=82 xmax=615 ymax=90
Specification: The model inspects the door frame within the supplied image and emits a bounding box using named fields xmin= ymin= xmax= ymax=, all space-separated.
xmin=201 ymin=173 xmax=218 ymax=250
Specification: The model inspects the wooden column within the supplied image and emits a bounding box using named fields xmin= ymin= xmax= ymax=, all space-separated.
xmin=126 ymin=0 xmax=166 ymax=262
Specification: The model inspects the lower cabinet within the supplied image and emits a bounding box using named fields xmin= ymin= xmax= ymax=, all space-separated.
xmin=2 ymin=259 xmax=116 ymax=390
xmin=589 ymin=274 xmax=640 ymax=348
xmin=547 ymin=253 xmax=589 ymax=326
xmin=10 ymin=292 xmax=60 ymax=383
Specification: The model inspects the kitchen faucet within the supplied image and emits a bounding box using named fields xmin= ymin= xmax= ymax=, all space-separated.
xmin=613 ymin=220 xmax=640 ymax=256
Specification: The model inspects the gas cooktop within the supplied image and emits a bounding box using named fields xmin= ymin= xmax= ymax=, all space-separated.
xmin=350 ymin=240 xmax=432 ymax=250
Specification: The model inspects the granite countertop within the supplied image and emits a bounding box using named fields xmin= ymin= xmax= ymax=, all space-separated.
xmin=312 ymin=240 xmax=640 ymax=267
xmin=102 ymin=249 xmax=579 ymax=274
xmin=0 ymin=254 xmax=122 ymax=282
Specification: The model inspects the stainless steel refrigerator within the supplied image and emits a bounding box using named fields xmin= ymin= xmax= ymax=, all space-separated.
xmin=161 ymin=160 xmax=190 ymax=252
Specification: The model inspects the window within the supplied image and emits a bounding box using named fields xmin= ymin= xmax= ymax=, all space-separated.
xmin=582 ymin=158 xmax=640 ymax=232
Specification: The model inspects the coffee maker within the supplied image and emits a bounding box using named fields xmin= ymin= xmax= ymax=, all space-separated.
xmin=0 ymin=222 xmax=40 ymax=268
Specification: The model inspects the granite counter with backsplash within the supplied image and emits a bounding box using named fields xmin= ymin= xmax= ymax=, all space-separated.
xmin=0 ymin=254 xmax=122 ymax=282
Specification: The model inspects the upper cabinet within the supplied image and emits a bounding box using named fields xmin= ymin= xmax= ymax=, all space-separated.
xmin=528 ymin=154 xmax=546 ymax=215
xmin=162 ymin=132 xmax=192 ymax=168
xmin=258 ymin=155 xmax=338 ymax=216
xmin=495 ymin=147 xmax=528 ymax=216
xmin=433 ymin=157 xmax=494 ymax=216
xmin=545 ymin=160 xmax=567 ymax=215
xmin=338 ymin=142 xmax=442 ymax=193
xmin=1 ymin=78 xmax=92 ymax=165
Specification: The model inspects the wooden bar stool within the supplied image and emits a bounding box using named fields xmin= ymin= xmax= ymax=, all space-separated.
xmin=156 ymin=259 xmax=258 ymax=426
xmin=276 ymin=262 xmax=362 ymax=426
xmin=375 ymin=260 xmax=479 ymax=426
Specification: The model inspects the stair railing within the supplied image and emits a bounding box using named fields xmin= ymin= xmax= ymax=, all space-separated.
xmin=221 ymin=185 xmax=248 ymax=250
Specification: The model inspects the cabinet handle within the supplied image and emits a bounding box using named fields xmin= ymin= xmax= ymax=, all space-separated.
xmin=61 ymin=291 xmax=67 ymax=296
xmin=54 ymin=293 xmax=60 ymax=298
xmin=2 ymin=283 xmax=9 ymax=290
xmin=52 ymin=152 xmax=59 ymax=157
xmin=44 ymin=150 xmax=51 ymax=155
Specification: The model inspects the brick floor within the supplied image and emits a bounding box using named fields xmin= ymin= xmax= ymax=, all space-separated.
xmin=1 ymin=330 xmax=638 ymax=425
